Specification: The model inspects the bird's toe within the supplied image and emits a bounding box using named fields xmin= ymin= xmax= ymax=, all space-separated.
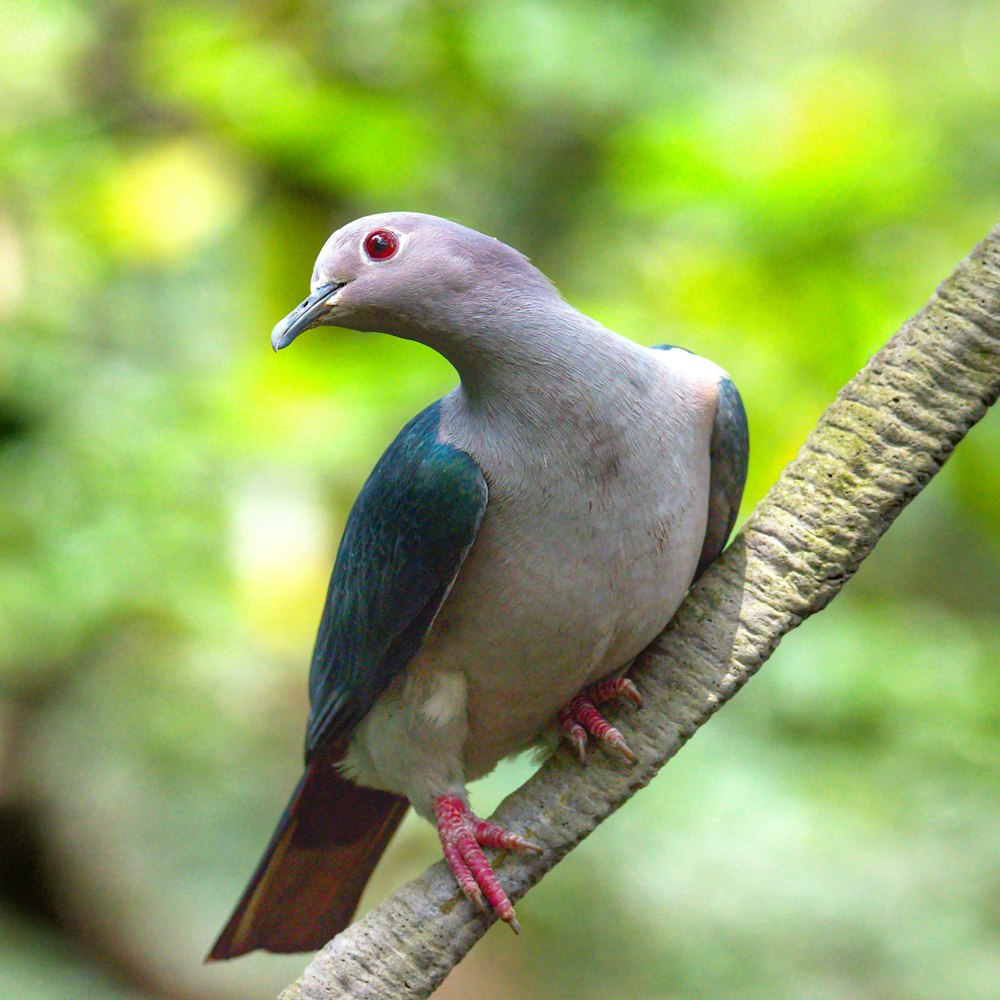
xmin=557 ymin=678 xmax=641 ymax=764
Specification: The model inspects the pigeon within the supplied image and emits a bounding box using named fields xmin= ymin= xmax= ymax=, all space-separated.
xmin=208 ymin=212 xmax=748 ymax=959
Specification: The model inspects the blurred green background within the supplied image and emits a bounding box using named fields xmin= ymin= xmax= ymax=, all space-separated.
xmin=2 ymin=1 xmax=999 ymax=997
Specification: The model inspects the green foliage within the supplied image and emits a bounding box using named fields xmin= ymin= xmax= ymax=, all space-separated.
xmin=1 ymin=1 xmax=998 ymax=997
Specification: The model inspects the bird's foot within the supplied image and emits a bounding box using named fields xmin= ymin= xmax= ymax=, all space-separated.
xmin=433 ymin=795 xmax=540 ymax=933
xmin=557 ymin=677 xmax=643 ymax=763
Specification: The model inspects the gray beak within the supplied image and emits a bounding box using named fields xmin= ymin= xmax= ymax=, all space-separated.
xmin=270 ymin=282 xmax=343 ymax=351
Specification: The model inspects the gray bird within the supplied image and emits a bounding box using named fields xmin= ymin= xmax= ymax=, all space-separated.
xmin=209 ymin=212 xmax=748 ymax=959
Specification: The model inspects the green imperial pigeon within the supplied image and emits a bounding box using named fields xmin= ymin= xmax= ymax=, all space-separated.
xmin=209 ymin=212 xmax=748 ymax=959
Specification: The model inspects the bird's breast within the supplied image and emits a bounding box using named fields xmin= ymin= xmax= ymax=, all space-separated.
xmin=344 ymin=350 xmax=720 ymax=802
xmin=426 ymin=389 xmax=712 ymax=776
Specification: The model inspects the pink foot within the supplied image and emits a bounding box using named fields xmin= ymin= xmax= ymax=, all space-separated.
xmin=557 ymin=677 xmax=643 ymax=763
xmin=434 ymin=795 xmax=540 ymax=932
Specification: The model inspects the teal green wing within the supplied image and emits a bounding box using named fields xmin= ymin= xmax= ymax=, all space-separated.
xmin=696 ymin=376 xmax=748 ymax=577
xmin=305 ymin=401 xmax=488 ymax=758
xmin=653 ymin=345 xmax=748 ymax=578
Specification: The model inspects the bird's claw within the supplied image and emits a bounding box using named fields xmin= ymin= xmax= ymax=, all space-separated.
xmin=434 ymin=795 xmax=535 ymax=932
xmin=557 ymin=677 xmax=642 ymax=763
xmin=474 ymin=817 xmax=543 ymax=854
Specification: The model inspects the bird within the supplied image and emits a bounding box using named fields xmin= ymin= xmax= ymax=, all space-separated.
xmin=208 ymin=212 xmax=748 ymax=959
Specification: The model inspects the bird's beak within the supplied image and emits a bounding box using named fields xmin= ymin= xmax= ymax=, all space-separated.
xmin=270 ymin=282 xmax=344 ymax=351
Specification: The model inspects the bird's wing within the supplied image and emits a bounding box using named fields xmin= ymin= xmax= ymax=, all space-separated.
xmin=304 ymin=400 xmax=488 ymax=758
xmin=696 ymin=374 xmax=748 ymax=577
xmin=652 ymin=345 xmax=749 ymax=579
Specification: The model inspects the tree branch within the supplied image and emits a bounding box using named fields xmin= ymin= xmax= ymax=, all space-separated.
xmin=280 ymin=226 xmax=1000 ymax=1000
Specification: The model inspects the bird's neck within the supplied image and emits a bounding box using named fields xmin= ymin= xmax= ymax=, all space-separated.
xmin=416 ymin=299 xmax=645 ymax=425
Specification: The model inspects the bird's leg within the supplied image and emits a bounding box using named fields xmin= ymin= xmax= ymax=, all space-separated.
xmin=433 ymin=794 xmax=541 ymax=933
xmin=557 ymin=677 xmax=643 ymax=763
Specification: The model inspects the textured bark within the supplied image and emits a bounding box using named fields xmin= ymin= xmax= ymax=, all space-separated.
xmin=280 ymin=226 xmax=1000 ymax=1000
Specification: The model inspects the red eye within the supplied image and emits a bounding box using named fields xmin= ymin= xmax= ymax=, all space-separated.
xmin=363 ymin=229 xmax=399 ymax=261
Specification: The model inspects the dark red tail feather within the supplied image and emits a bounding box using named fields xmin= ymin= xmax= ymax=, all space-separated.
xmin=207 ymin=746 xmax=408 ymax=960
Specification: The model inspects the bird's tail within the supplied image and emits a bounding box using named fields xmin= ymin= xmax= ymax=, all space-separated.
xmin=207 ymin=744 xmax=408 ymax=960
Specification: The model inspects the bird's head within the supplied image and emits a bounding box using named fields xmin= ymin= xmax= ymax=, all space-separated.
xmin=270 ymin=212 xmax=559 ymax=352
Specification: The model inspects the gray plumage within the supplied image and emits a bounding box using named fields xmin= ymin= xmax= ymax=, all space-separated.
xmin=211 ymin=211 xmax=748 ymax=958
xmin=277 ymin=212 xmax=746 ymax=815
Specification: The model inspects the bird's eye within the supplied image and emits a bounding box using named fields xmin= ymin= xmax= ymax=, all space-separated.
xmin=363 ymin=229 xmax=399 ymax=261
